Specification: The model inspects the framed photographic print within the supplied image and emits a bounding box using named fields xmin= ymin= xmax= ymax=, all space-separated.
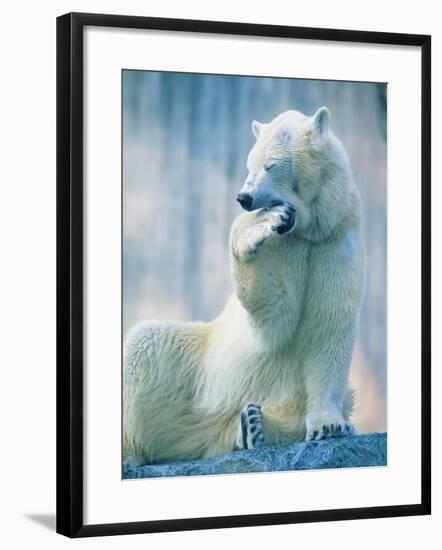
xmin=56 ymin=12 xmax=431 ymax=538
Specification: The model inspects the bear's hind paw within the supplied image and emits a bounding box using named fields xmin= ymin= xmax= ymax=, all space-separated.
xmin=236 ymin=402 xmax=265 ymax=450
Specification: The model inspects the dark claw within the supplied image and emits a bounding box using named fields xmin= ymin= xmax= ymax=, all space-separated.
xmin=240 ymin=410 xmax=249 ymax=449
xmin=312 ymin=430 xmax=318 ymax=439
xmin=276 ymin=206 xmax=296 ymax=234
xmin=240 ymin=402 xmax=264 ymax=450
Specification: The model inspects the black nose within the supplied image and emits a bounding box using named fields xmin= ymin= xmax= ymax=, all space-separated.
xmin=236 ymin=192 xmax=253 ymax=210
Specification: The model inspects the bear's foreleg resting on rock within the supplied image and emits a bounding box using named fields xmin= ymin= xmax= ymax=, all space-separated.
xmin=304 ymin=328 xmax=358 ymax=441
xmin=230 ymin=203 xmax=295 ymax=262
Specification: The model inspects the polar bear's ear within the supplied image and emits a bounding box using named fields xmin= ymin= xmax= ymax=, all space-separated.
xmin=313 ymin=106 xmax=331 ymax=136
xmin=252 ymin=120 xmax=264 ymax=139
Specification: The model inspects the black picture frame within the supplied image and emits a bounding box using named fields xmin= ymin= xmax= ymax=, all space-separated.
xmin=56 ymin=12 xmax=431 ymax=538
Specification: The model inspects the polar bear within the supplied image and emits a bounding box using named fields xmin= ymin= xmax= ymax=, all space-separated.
xmin=123 ymin=107 xmax=366 ymax=468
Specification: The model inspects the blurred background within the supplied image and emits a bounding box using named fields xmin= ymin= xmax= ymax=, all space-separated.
xmin=122 ymin=71 xmax=387 ymax=434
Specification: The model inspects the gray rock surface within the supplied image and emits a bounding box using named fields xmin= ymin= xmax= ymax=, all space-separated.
xmin=123 ymin=432 xmax=386 ymax=479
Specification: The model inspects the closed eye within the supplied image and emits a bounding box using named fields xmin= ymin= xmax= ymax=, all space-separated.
xmin=264 ymin=162 xmax=276 ymax=171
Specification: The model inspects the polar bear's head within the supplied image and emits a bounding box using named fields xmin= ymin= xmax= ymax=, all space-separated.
xmin=237 ymin=108 xmax=357 ymax=241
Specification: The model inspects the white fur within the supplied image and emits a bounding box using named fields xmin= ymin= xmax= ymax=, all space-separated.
xmin=123 ymin=108 xmax=366 ymax=466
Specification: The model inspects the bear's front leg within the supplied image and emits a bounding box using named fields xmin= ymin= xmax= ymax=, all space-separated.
xmin=304 ymin=334 xmax=358 ymax=441
xmin=230 ymin=203 xmax=295 ymax=262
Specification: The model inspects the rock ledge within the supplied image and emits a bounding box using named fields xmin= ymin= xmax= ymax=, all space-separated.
xmin=124 ymin=432 xmax=387 ymax=479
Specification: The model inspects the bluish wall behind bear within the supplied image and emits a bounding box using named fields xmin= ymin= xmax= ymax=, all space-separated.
xmin=122 ymin=71 xmax=387 ymax=433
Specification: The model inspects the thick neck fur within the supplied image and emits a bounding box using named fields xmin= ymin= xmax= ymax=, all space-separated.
xmin=299 ymin=132 xmax=360 ymax=243
xmin=303 ymin=187 xmax=361 ymax=244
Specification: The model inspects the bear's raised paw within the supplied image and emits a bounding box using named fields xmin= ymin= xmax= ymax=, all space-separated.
xmin=270 ymin=203 xmax=296 ymax=235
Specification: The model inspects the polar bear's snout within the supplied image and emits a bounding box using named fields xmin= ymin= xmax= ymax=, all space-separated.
xmin=237 ymin=166 xmax=290 ymax=212
xmin=236 ymin=192 xmax=253 ymax=210
xmin=237 ymin=189 xmax=287 ymax=212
